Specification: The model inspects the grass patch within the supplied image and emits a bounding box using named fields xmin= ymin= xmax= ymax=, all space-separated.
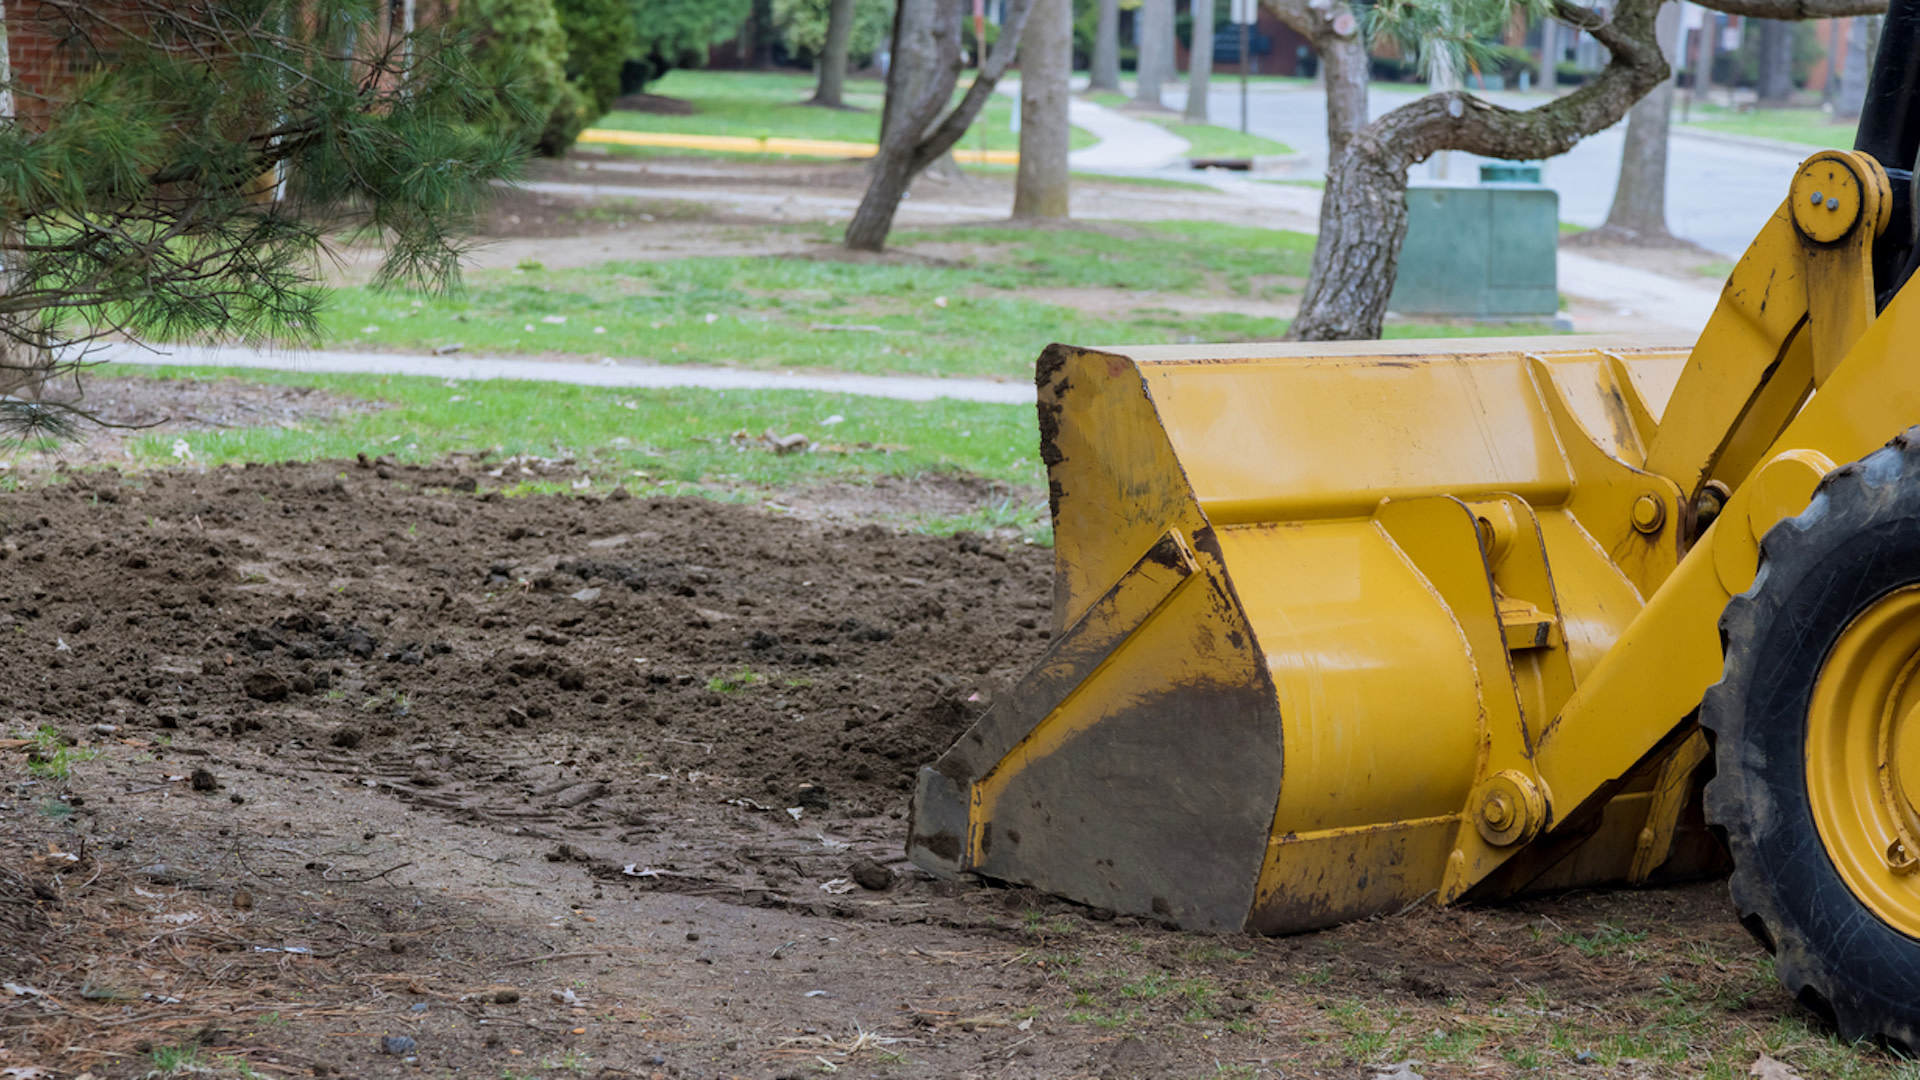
xmin=108 ymin=362 xmax=1046 ymax=494
xmin=1556 ymin=922 xmax=1649 ymax=959
xmin=706 ymin=668 xmax=762 ymax=693
xmin=27 ymin=723 xmax=97 ymax=780
xmin=321 ymin=221 xmax=1318 ymax=379
xmin=319 ymin=221 xmax=1558 ymax=378
xmin=1678 ymin=103 xmax=1856 ymax=149
xmin=1138 ymin=115 xmax=1294 ymax=159
xmin=593 ymin=69 xmax=1094 ymax=155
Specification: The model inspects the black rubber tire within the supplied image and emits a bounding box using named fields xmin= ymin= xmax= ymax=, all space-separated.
xmin=1703 ymin=427 xmax=1920 ymax=1051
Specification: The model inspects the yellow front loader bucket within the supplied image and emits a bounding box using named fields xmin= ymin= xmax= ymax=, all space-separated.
xmin=912 ymin=28 xmax=1920 ymax=1044
xmin=909 ymin=335 xmax=1712 ymax=932
xmin=908 ymin=146 xmax=1920 ymax=947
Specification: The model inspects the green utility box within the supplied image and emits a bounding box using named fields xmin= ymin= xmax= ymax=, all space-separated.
xmin=1388 ymin=169 xmax=1558 ymax=318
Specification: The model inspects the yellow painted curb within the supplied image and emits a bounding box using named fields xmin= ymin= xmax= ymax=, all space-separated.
xmin=577 ymin=128 xmax=1019 ymax=166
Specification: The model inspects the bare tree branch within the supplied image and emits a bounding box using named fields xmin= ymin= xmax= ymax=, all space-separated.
xmin=911 ymin=0 xmax=1034 ymax=172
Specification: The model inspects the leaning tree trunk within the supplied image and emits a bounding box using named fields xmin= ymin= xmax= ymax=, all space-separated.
xmin=1014 ymin=0 xmax=1072 ymax=218
xmin=1757 ymin=20 xmax=1794 ymax=103
xmin=1597 ymin=0 xmax=1681 ymax=242
xmin=1289 ymin=0 xmax=1672 ymax=341
xmin=1090 ymin=0 xmax=1120 ymax=91
xmin=847 ymin=0 xmax=1035 ymax=251
xmin=1184 ymin=0 xmax=1214 ymax=123
xmin=812 ymin=0 xmax=857 ymax=107
xmin=1134 ymin=0 xmax=1172 ymax=106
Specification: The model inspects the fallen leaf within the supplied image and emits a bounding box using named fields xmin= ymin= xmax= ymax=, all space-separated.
xmin=1751 ymin=1054 xmax=1803 ymax=1080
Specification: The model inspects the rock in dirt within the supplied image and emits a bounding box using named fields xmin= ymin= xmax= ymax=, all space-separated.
xmin=549 ymin=781 xmax=607 ymax=809
xmin=1371 ymin=1063 xmax=1425 ymax=1080
xmin=849 ymin=857 xmax=893 ymax=891
xmin=243 ymin=670 xmax=289 ymax=702
xmin=379 ymin=1034 xmax=416 ymax=1056
xmin=190 ymin=767 xmax=218 ymax=792
xmin=491 ymin=989 xmax=520 ymax=1005
xmin=546 ymin=843 xmax=592 ymax=863
xmin=328 ymin=726 xmax=363 ymax=749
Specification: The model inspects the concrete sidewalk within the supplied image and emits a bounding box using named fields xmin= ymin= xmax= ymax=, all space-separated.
xmin=1557 ymin=252 xmax=1723 ymax=336
xmin=90 ymin=343 xmax=1037 ymax=406
xmin=994 ymin=80 xmax=1193 ymax=173
xmin=1066 ymin=97 xmax=1191 ymax=172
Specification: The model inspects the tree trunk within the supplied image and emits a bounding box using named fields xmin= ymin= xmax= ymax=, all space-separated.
xmin=1288 ymin=0 xmax=1671 ymax=341
xmin=1757 ymin=20 xmax=1794 ymax=102
xmin=1835 ymin=14 xmax=1873 ymax=117
xmin=1823 ymin=17 xmax=1843 ymax=106
xmin=1090 ymin=0 xmax=1121 ymax=90
xmin=1015 ymin=0 xmax=1072 ymax=218
xmin=1134 ymin=0 xmax=1173 ymax=107
xmin=1318 ymin=28 xmax=1369 ymax=170
xmin=848 ymin=151 xmax=920 ymax=250
xmin=1693 ymin=7 xmax=1716 ymax=105
xmin=1540 ymin=18 xmax=1559 ymax=92
xmin=1599 ymin=1 xmax=1681 ymax=242
xmin=1185 ymin=0 xmax=1214 ymax=123
xmin=883 ymin=0 xmax=936 ymax=141
xmin=0 ymin=0 xmax=13 ymax=122
xmin=1263 ymin=0 xmax=1368 ymax=168
xmin=848 ymin=0 xmax=1035 ymax=251
xmin=812 ymin=0 xmax=858 ymax=107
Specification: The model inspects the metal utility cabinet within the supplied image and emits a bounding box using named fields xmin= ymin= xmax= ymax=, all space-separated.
xmin=1388 ymin=166 xmax=1560 ymax=318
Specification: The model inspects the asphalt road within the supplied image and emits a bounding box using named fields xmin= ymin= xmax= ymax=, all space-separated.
xmin=1166 ymin=83 xmax=1809 ymax=257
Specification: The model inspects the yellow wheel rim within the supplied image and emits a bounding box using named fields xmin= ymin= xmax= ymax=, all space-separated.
xmin=1807 ymin=585 xmax=1920 ymax=938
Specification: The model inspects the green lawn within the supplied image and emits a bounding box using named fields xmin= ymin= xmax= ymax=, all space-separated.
xmin=319 ymin=220 xmax=1557 ymax=379
xmin=110 ymin=364 xmax=1052 ymax=537
xmin=594 ymin=69 xmax=1094 ymax=154
xmin=324 ymin=221 xmax=1318 ymax=379
xmin=1139 ymin=116 xmax=1293 ymax=158
xmin=1676 ymin=103 xmax=1855 ymax=149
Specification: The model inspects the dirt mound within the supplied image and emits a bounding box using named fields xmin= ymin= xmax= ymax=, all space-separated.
xmin=0 ymin=458 xmax=1051 ymax=854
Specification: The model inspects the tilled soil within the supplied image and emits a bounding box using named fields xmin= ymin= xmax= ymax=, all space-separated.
xmin=0 ymin=457 xmax=1049 ymax=829
xmin=0 ymin=462 xmax=1890 ymax=1080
